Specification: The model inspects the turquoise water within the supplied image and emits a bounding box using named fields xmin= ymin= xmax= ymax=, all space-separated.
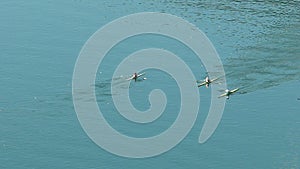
xmin=1 ymin=1 xmax=299 ymax=168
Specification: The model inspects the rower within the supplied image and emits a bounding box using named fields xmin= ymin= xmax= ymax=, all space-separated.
xmin=205 ymin=76 xmax=211 ymax=88
xmin=133 ymin=73 xmax=138 ymax=82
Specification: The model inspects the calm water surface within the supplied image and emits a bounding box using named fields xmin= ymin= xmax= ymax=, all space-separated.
xmin=0 ymin=0 xmax=299 ymax=168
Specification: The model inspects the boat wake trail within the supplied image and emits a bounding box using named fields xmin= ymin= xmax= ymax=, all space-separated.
xmin=224 ymin=39 xmax=300 ymax=94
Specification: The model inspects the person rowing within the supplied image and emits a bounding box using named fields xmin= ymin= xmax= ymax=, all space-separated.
xmin=132 ymin=73 xmax=138 ymax=81
xmin=218 ymin=88 xmax=239 ymax=99
xmin=126 ymin=72 xmax=146 ymax=81
xmin=205 ymin=76 xmax=211 ymax=88
xmin=198 ymin=76 xmax=218 ymax=88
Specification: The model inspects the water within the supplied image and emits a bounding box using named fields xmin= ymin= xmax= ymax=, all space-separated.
xmin=1 ymin=0 xmax=299 ymax=168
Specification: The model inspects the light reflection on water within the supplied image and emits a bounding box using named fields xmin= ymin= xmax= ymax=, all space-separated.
xmin=95 ymin=0 xmax=300 ymax=95
xmin=163 ymin=0 xmax=300 ymax=93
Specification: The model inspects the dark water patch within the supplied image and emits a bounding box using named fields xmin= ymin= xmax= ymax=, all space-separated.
xmin=94 ymin=76 xmax=135 ymax=103
xmin=168 ymin=0 xmax=300 ymax=93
